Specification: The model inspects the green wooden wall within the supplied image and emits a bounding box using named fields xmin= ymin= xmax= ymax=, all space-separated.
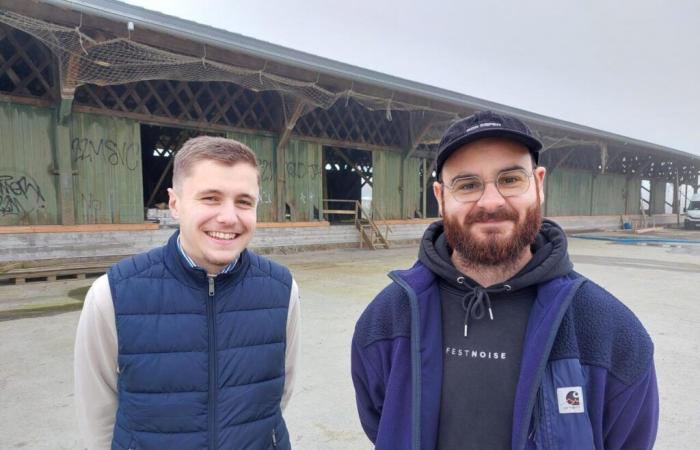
xmin=285 ymin=139 xmax=322 ymax=221
xmin=626 ymin=177 xmax=642 ymax=214
xmin=0 ymin=99 xmax=675 ymax=227
xmin=546 ymin=169 xmax=642 ymax=216
xmin=402 ymin=156 xmax=422 ymax=218
xmin=372 ymin=150 xmax=402 ymax=219
xmin=70 ymin=112 xmax=143 ymax=224
xmin=650 ymin=180 xmax=667 ymax=214
xmin=591 ymin=173 xmax=627 ymax=215
xmin=227 ymin=131 xmax=276 ymax=222
xmin=0 ymin=101 xmax=58 ymax=225
xmin=545 ymin=169 xmax=592 ymax=216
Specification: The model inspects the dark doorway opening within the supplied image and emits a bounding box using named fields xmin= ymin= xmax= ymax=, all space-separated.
xmin=423 ymin=163 xmax=439 ymax=218
xmin=322 ymin=147 xmax=372 ymax=223
xmin=140 ymin=124 xmax=223 ymax=209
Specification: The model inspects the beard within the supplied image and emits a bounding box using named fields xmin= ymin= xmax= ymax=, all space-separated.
xmin=442 ymin=196 xmax=543 ymax=268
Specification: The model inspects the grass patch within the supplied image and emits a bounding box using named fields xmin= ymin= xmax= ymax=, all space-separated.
xmin=68 ymin=285 xmax=90 ymax=301
xmin=0 ymin=299 xmax=84 ymax=321
xmin=0 ymin=285 xmax=89 ymax=321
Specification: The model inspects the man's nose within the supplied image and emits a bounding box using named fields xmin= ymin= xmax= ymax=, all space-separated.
xmin=475 ymin=181 xmax=506 ymax=210
xmin=217 ymin=201 xmax=239 ymax=224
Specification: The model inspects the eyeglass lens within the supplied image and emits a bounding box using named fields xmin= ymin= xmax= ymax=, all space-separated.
xmin=450 ymin=169 xmax=530 ymax=202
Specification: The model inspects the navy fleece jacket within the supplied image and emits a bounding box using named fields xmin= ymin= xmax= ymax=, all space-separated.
xmin=351 ymin=220 xmax=658 ymax=450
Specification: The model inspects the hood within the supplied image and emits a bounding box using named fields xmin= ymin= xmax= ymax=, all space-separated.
xmin=418 ymin=219 xmax=573 ymax=291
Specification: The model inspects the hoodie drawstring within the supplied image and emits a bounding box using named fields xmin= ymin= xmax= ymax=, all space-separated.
xmin=457 ymin=278 xmax=511 ymax=337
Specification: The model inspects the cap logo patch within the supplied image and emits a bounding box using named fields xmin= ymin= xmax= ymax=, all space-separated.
xmin=557 ymin=386 xmax=585 ymax=414
xmin=465 ymin=122 xmax=502 ymax=133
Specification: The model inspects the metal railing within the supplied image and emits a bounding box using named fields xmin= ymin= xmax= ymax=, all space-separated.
xmin=321 ymin=199 xmax=391 ymax=249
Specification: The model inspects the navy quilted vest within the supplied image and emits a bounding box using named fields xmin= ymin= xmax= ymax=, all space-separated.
xmin=107 ymin=232 xmax=292 ymax=450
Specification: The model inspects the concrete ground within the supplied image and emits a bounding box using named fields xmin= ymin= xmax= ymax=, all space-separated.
xmin=0 ymin=235 xmax=699 ymax=449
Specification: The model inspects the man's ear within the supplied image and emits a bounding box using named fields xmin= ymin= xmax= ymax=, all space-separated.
xmin=433 ymin=181 xmax=444 ymax=217
xmin=535 ymin=166 xmax=546 ymax=205
xmin=167 ymin=187 xmax=180 ymax=219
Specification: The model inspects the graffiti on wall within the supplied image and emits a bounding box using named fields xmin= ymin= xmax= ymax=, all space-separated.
xmin=298 ymin=191 xmax=315 ymax=205
xmin=259 ymin=191 xmax=273 ymax=205
xmin=259 ymin=159 xmax=274 ymax=183
xmin=0 ymin=173 xmax=46 ymax=216
xmin=72 ymin=137 xmax=139 ymax=171
xmin=286 ymin=162 xmax=321 ymax=180
xmin=79 ymin=192 xmax=102 ymax=222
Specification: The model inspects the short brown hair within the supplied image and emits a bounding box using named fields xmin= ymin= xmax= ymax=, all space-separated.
xmin=172 ymin=136 xmax=258 ymax=189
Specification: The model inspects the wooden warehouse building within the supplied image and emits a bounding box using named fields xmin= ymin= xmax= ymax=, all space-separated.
xmin=1 ymin=0 xmax=698 ymax=251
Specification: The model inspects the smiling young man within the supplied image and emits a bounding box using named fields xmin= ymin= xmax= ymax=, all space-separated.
xmin=351 ymin=111 xmax=658 ymax=449
xmin=75 ymin=136 xmax=299 ymax=450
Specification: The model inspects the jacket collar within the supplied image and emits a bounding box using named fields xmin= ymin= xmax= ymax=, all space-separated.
xmin=389 ymin=261 xmax=438 ymax=297
xmin=163 ymin=230 xmax=250 ymax=289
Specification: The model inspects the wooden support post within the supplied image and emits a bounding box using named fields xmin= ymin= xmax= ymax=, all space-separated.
xmin=422 ymin=158 xmax=427 ymax=218
xmin=276 ymin=99 xmax=306 ymax=221
xmin=674 ymin=169 xmax=680 ymax=225
xmin=600 ymin=142 xmax=608 ymax=174
xmin=590 ymin=173 xmax=596 ymax=216
xmin=402 ymin=114 xmax=435 ymax=218
xmin=623 ymin=176 xmax=631 ymax=215
xmin=54 ymin=98 xmax=76 ymax=225
xmin=52 ymin=52 xmax=84 ymax=226
xmin=399 ymin=155 xmax=406 ymax=218
xmin=276 ymin=141 xmax=288 ymax=222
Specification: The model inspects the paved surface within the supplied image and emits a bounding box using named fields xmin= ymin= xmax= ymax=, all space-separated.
xmin=1 ymin=236 xmax=699 ymax=449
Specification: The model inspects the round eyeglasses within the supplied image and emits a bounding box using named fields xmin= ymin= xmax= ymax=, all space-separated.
xmin=443 ymin=168 xmax=534 ymax=203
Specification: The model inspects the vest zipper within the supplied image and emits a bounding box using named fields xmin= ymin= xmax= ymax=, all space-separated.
xmin=528 ymin=387 xmax=543 ymax=447
xmin=272 ymin=428 xmax=278 ymax=448
xmin=207 ymin=275 xmax=218 ymax=449
xmin=209 ymin=276 xmax=215 ymax=296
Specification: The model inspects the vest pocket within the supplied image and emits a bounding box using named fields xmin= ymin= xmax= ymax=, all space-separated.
xmin=269 ymin=418 xmax=290 ymax=450
xmin=539 ymin=359 xmax=595 ymax=450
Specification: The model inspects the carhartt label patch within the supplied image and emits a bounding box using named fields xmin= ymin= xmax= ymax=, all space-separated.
xmin=557 ymin=386 xmax=585 ymax=414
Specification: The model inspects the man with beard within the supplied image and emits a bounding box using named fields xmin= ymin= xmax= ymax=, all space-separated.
xmin=351 ymin=111 xmax=658 ymax=450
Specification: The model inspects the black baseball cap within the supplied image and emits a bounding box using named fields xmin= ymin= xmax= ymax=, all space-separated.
xmin=435 ymin=110 xmax=542 ymax=178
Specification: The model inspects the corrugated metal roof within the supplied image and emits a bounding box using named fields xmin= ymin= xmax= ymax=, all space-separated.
xmin=39 ymin=0 xmax=699 ymax=161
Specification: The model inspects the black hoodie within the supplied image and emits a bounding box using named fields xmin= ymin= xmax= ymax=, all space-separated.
xmin=418 ymin=219 xmax=573 ymax=450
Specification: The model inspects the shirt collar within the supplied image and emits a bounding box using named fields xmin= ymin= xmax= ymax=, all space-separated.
xmin=177 ymin=234 xmax=238 ymax=275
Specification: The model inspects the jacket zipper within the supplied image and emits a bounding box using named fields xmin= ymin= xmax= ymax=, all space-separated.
xmin=388 ymin=272 xmax=422 ymax=450
xmin=529 ymin=386 xmax=548 ymax=450
xmin=515 ymin=277 xmax=585 ymax=450
xmin=272 ymin=428 xmax=278 ymax=448
xmin=207 ymin=275 xmax=217 ymax=450
xmin=528 ymin=387 xmax=540 ymax=444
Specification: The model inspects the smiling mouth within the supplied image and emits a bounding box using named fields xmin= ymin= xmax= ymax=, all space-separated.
xmin=206 ymin=231 xmax=239 ymax=240
xmin=474 ymin=219 xmax=510 ymax=225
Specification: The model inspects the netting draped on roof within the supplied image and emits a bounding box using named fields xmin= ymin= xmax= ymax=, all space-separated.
xmin=0 ymin=9 xmax=458 ymax=123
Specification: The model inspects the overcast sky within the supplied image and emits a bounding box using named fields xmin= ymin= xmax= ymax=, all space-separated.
xmin=123 ymin=0 xmax=699 ymax=156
